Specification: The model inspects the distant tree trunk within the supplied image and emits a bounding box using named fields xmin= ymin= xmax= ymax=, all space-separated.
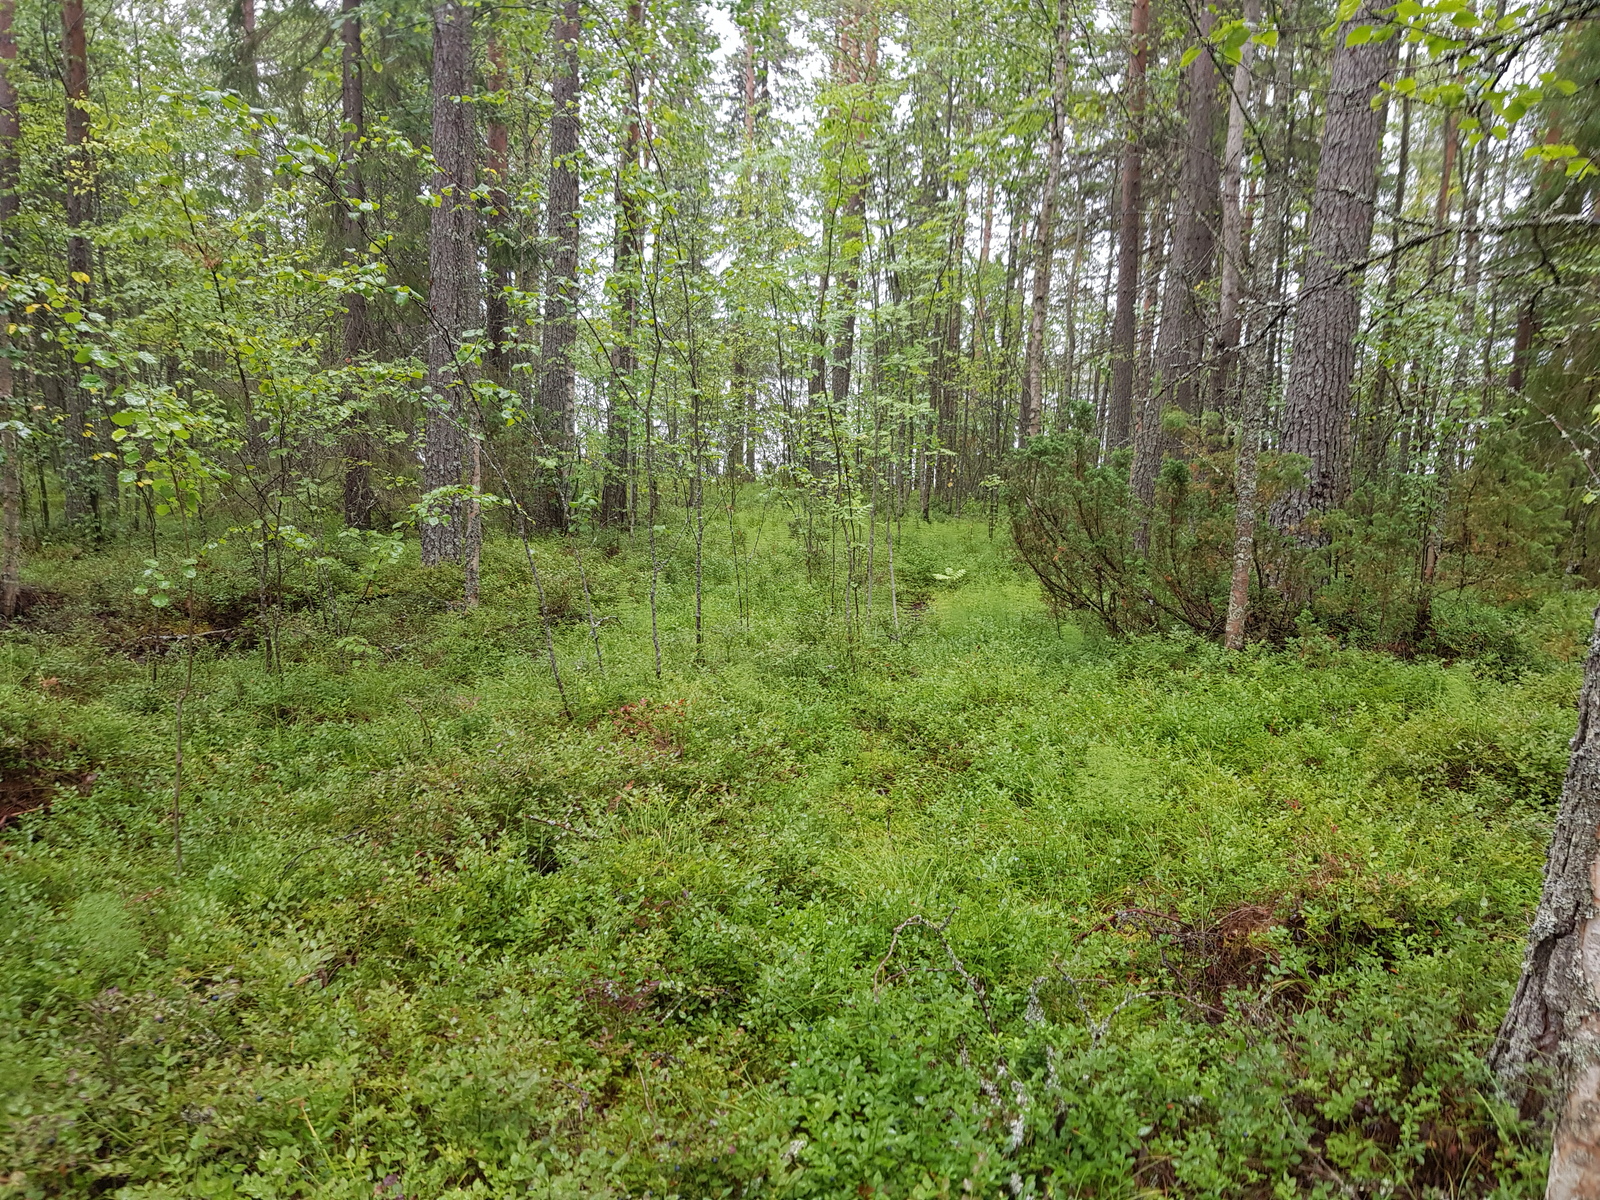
xmin=338 ymin=0 xmax=376 ymax=530
xmin=1509 ymin=296 xmax=1537 ymax=391
xmin=1492 ymin=605 xmax=1600 ymax=1198
xmin=483 ymin=36 xmax=513 ymax=383
xmin=1378 ymin=44 xmax=1413 ymax=474
xmin=1212 ymin=0 xmax=1260 ymax=415
xmin=828 ymin=7 xmax=877 ymax=432
xmin=1105 ymin=0 xmax=1149 ymax=451
xmin=1019 ymin=0 xmax=1069 ymax=442
xmin=0 ymin=0 xmax=18 ymax=618
xmin=1130 ymin=6 xmax=1221 ymax=524
xmin=601 ymin=0 xmax=642 ymax=527
xmin=1223 ymin=383 xmax=1259 ymax=650
xmin=420 ymin=0 xmax=477 ymax=566
xmin=536 ymin=0 xmax=581 ymax=531
xmin=1269 ymin=1 xmax=1397 ymax=540
xmin=61 ymin=0 xmax=100 ymax=532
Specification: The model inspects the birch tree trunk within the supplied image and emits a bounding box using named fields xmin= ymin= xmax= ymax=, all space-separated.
xmin=1269 ymin=2 xmax=1397 ymax=540
xmin=1493 ymin=604 xmax=1600 ymax=1198
xmin=420 ymin=0 xmax=477 ymax=566
xmin=1105 ymin=0 xmax=1149 ymax=451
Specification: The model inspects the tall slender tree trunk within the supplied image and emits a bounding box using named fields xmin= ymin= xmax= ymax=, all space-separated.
xmin=419 ymin=0 xmax=477 ymax=566
xmin=1379 ymin=44 xmax=1414 ymax=474
xmin=1212 ymin=0 xmax=1260 ymax=415
xmin=828 ymin=6 xmax=877 ymax=433
xmin=339 ymin=0 xmax=376 ymax=529
xmin=536 ymin=0 xmax=581 ymax=531
xmin=484 ymin=36 xmax=513 ymax=382
xmin=61 ymin=0 xmax=100 ymax=532
xmin=1130 ymin=6 xmax=1221 ymax=524
xmin=1106 ymin=0 xmax=1149 ymax=450
xmin=1019 ymin=0 xmax=1069 ymax=442
xmin=601 ymin=0 xmax=643 ymax=527
xmin=0 ymin=0 xmax=19 ymax=618
xmin=1223 ymin=5 xmax=1293 ymax=645
xmin=1270 ymin=0 xmax=1397 ymax=540
xmin=1493 ymin=606 xmax=1600 ymax=1198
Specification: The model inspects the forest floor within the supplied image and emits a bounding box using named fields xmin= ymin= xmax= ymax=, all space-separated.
xmin=0 ymin=509 xmax=1586 ymax=1198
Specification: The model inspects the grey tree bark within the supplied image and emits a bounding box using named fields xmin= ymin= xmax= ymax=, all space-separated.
xmin=1130 ymin=6 xmax=1221 ymax=524
xmin=535 ymin=0 xmax=581 ymax=531
xmin=1269 ymin=4 xmax=1397 ymax=539
xmin=1212 ymin=0 xmax=1260 ymax=416
xmin=420 ymin=0 xmax=477 ymax=566
xmin=1105 ymin=0 xmax=1149 ymax=451
xmin=1492 ymin=604 xmax=1600 ymax=1198
xmin=1019 ymin=0 xmax=1069 ymax=443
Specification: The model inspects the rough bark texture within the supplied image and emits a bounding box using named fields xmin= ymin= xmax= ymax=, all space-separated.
xmin=61 ymin=0 xmax=101 ymax=531
xmin=1019 ymin=0 xmax=1069 ymax=443
xmin=1269 ymin=5 xmax=1397 ymax=538
xmin=339 ymin=0 xmax=376 ymax=530
xmin=0 ymin=0 xmax=20 ymax=619
xmin=420 ymin=0 xmax=476 ymax=566
xmin=1130 ymin=7 xmax=1220 ymax=517
xmin=535 ymin=0 xmax=581 ymax=531
xmin=1493 ymin=605 xmax=1600 ymax=1198
xmin=1105 ymin=0 xmax=1149 ymax=451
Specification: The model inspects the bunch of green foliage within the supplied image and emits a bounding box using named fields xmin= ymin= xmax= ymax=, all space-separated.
xmin=0 ymin=510 xmax=1583 ymax=1198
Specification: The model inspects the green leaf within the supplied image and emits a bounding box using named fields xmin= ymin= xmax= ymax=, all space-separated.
xmin=1179 ymin=45 xmax=1202 ymax=69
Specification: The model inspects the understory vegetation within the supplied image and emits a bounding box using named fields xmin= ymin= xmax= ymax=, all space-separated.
xmin=1 ymin=512 xmax=1587 ymax=1198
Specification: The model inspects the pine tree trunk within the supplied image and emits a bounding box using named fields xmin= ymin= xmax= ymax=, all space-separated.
xmin=1106 ymin=0 xmax=1149 ymax=451
xmin=535 ymin=0 xmax=581 ymax=531
xmin=420 ymin=0 xmax=477 ymax=566
xmin=1019 ymin=0 xmax=1068 ymax=443
xmin=339 ymin=0 xmax=376 ymax=530
xmin=1493 ymin=605 xmax=1600 ymax=1197
xmin=1269 ymin=1 xmax=1397 ymax=540
xmin=1130 ymin=6 xmax=1221 ymax=522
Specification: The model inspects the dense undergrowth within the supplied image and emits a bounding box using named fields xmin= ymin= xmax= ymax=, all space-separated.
xmin=0 ymin=506 xmax=1588 ymax=1198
